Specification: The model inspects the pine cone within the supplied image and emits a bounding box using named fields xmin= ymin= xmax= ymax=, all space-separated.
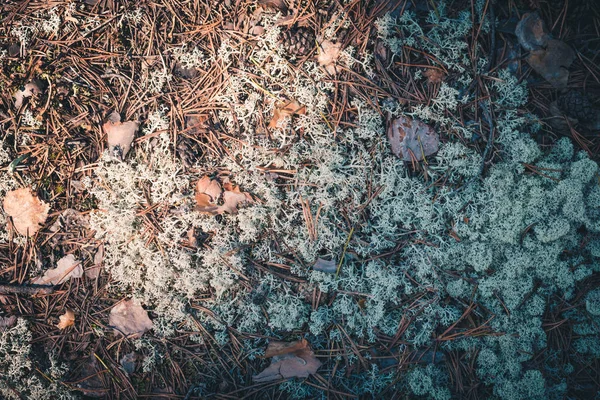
xmin=281 ymin=27 xmax=315 ymax=57
xmin=557 ymin=91 xmax=596 ymax=123
xmin=176 ymin=136 xmax=202 ymax=169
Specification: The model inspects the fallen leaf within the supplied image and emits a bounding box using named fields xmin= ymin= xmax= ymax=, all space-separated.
xmin=258 ymin=0 xmax=287 ymax=11
xmin=14 ymin=81 xmax=43 ymax=109
xmin=317 ymin=40 xmax=342 ymax=75
xmin=3 ymin=188 xmax=50 ymax=237
xmin=195 ymin=176 xmax=223 ymax=214
xmin=57 ymin=309 xmax=75 ymax=329
xmin=195 ymin=176 xmax=253 ymax=215
xmin=0 ymin=315 xmax=17 ymax=331
xmin=387 ymin=116 xmax=439 ymax=161
xmin=423 ymin=68 xmax=445 ymax=84
xmin=268 ymin=99 xmax=306 ymax=129
xmin=220 ymin=183 xmax=253 ymax=214
xmin=253 ymin=338 xmax=322 ymax=383
xmin=103 ymin=111 xmax=139 ymax=159
xmin=32 ymin=254 xmax=83 ymax=285
xmin=109 ymin=298 xmax=153 ymax=338
xmin=526 ymin=39 xmax=575 ymax=89
xmin=313 ymin=258 xmax=337 ymax=274
xmin=515 ymin=12 xmax=549 ymax=52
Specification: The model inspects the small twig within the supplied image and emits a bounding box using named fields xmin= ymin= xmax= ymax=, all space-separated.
xmin=0 ymin=283 xmax=54 ymax=295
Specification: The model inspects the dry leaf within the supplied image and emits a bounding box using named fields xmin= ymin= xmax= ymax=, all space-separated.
xmin=103 ymin=111 xmax=139 ymax=159
xmin=526 ymin=39 xmax=575 ymax=89
xmin=220 ymin=183 xmax=253 ymax=214
xmin=14 ymin=81 xmax=43 ymax=109
xmin=32 ymin=254 xmax=83 ymax=285
xmin=3 ymin=188 xmax=49 ymax=237
xmin=195 ymin=176 xmax=222 ymax=214
xmin=313 ymin=258 xmax=337 ymax=274
xmin=269 ymin=99 xmax=306 ymax=129
xmin=253 ymin=339 xmax=322 ymax=383
xmin=109 ymin=298 xmax=153 ymax=338
xmin=423 ymin=68 xmax=445 ymax=84
xmin=195 ymin=177 xmax=253 ymax=215
xmin=258 ymin=0 xmax=287 ymax=11
xmin=0 ymin=315 xmax=17 ymax=331
xmin=317 ymin=40 xmax=342 ymax=75
xmin=387 ymin=116 xmax=439 ymax=161
xmin=515 ymin=12 xmax=549 ymax=52
xmin=57 ymin=310 xmax=75 ymax=329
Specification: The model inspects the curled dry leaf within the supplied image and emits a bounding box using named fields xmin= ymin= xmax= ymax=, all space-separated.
xmin=526 ymin=39 xmax=575 ymax=89
xmin=387 ymin=116 xmax=439 ymax=161
xmin=268 ymin=99 xmax=306 ymax=129
xmin=195 ymin=176 xmax=253 ymax=215
xmin=32 ymin=254 xmax=83 ymax=285
xmin=103 ymin=111 xmax=139 ymax=159
xmin=313 ymin=257 xmax=337 ymax=274
xmin=515 ymin=12 xmax=549 ymax=52
xmin=14 ymin=80 xmax=43 ymax=109
xmin=195 ymin=176 xmax=223 ymax=214
xmin=253 ymin=338 xmax=322 ymax=383
xmin=57 ymin=309 xmax=76 ymax=330
xmin=317 ymin=40 xmax=342 ymax=75
xmin=3 ymin=188 xmax=49 ymax=237
xmin=515 ymin=13 xmax=574 ymax=89
xmin=109 ymin=298 xmax=153 ymax=338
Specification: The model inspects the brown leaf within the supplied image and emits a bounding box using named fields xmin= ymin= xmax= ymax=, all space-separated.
xmin=515 ymin=12 xmax=549 ymax=52
xmin=3 ymin=188 xmax=50 ymax=237
xmin=317 ymin=40 xmax=342 ymax=75
xmin=526 ymin=39 xmax=575 ymax=89
xmin=14 ymin=81 xmax=43 ymax=109
xmin=103 ymin=111 xmax=139 ymax=158
xmin=313 ymin=258 xmax=337 ymax=274
xmin=269 ymin=99 xmax=306 ymax=129
xmin=57 ymin=309 xmax=75 ymax=329
xmin=253 ymin=339 xmax=322 ymax=383
xmin=109 ymin=298 xmax=153 ymax=338
xmin=195 ymin=176 xmax=223 ymax=214
xmin=32 ymin=254 xmax=83 ymax=285
xmin=423 ymin=68 xmax=445 ymax=84
xmin=258 ymin=0 xmax=287 ymax=11
xmin=387 ymin=116 xmax=439 ymax=161
xmin=195 ymin=176 xmax=252 ymax=214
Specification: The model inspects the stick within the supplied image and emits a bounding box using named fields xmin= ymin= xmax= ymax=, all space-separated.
xmin=0 ymin=283 xmax=55 ymax=295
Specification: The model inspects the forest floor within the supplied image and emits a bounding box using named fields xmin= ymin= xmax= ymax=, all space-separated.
xmin=1 ymin=0 xmax=600 ymax=399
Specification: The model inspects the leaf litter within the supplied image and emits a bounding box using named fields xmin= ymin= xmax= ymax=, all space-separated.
xmin=253 ymin=339 xmax=322 ymax=383
xmin=3 ymin=188 xmax=50 ymax=237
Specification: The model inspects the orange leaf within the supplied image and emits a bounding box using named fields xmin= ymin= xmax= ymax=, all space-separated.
xmin=3 ymin=188 xmax=49 ymax=237
xmin=269 ymin=99 xmax=306 ymax=129
xmin=195 ymin=176 xmax=222 ymax=214
xmin=57 ymin=310 xmax=75 ymax=330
